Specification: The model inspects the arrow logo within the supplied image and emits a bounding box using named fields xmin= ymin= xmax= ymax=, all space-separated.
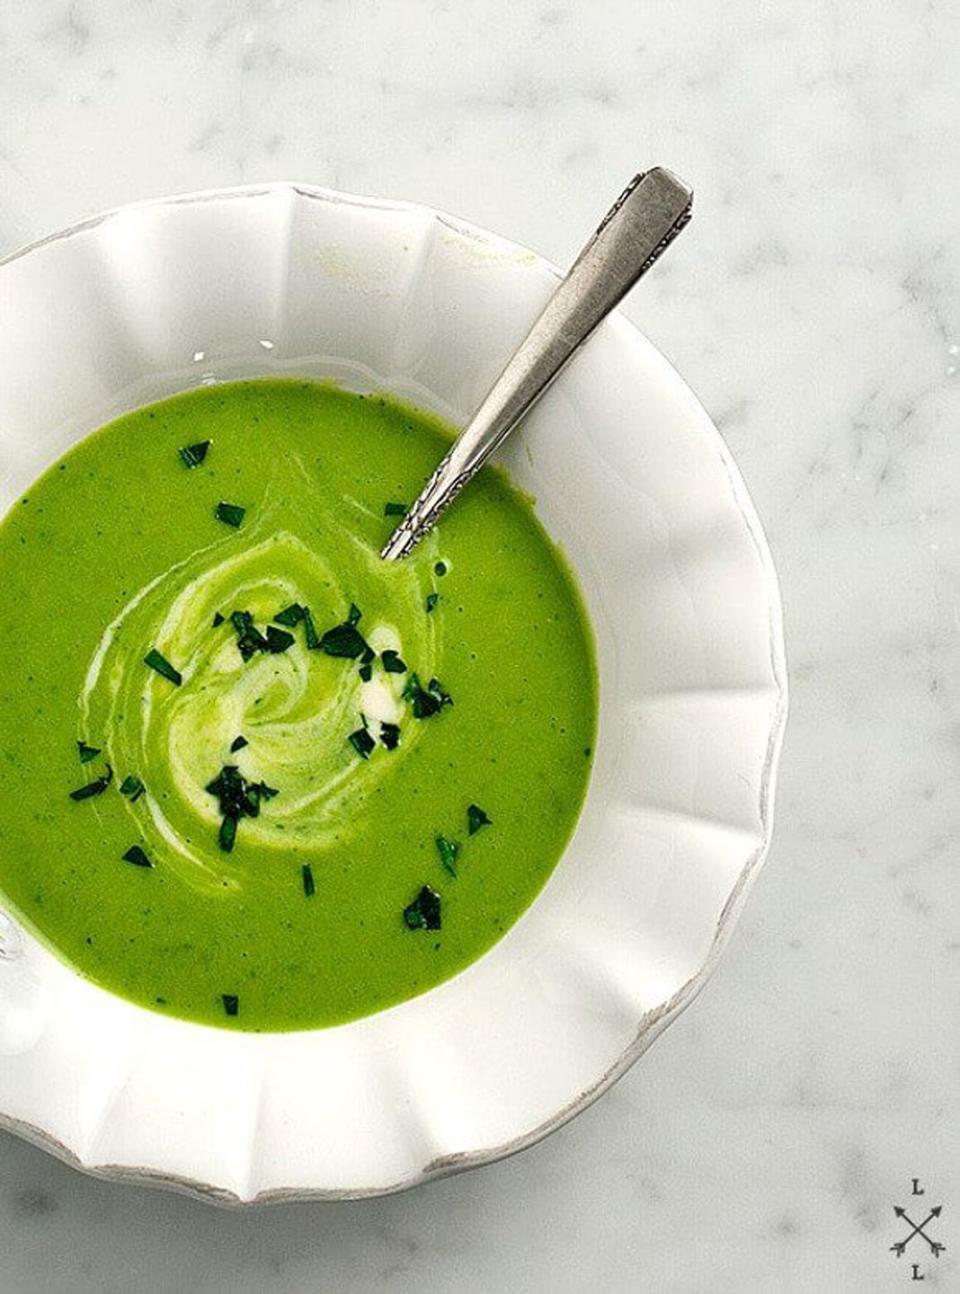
xmin=891 ymin=1206 xmax=945 ymax=1258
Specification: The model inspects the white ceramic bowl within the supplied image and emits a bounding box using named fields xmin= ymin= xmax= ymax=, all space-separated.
xmin=0 ymin=185 xmax=786 ymax=1203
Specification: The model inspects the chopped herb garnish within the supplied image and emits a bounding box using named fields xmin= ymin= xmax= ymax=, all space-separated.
xmin=212 ymin=611 xmax=225 ymax=627
xmin=205 ymin=764 xmax=279 ymax=852
xmin=358 ymin=662 xmax=373 ymax=682
xmin=348 ymin=726 xmax=376 ymax=760
xmin=348 ymin=603 xmax=362 ymax=626
xmin=436 ymin=835 xmax=459 ymax=877
xmin=302 ymin=606 xmax=320 ymax=650
xmin=425 ymin=592 xmax=439 ymax=613
xmin=427 ymin=677 xmax=453 ymax=707
xmin=319 ymin=620 xmax=369 ymax=659
xmin=266 ymin=625 xmax=295 ymax=654
xmin=77 ymin=740 xmax=101 ymax=764
xmin=69 ymin=763 xmax=113 ymax=801
xmin=384 ymin=501 xmax=407 ymax=517
xmin=467 ymin=804 xmax=492 ymax=835
xmin=403 ymin=672 xmax=453 ymax=718
xmin=302 ymin=863 xmax=315 ymax=898
xmin=273 ymin=603 xmax=305 ymax=627
xmin=435 ymin=561 xmax=448 ymax=576
xmin=229 ymin=735 xmax=248 ymax=753
xmin=206 ymin=770 xmax=255 ymax=810
xmin=178 ymin=440 xmax=210 ymax=469
xmin=119 ymin=774 xmax=146 ymax=801
xmin=381 ymin=649 xmax=406 ymax=674
xmin=404 ymin=885 xmax=441 ymax=931
xmin=122 ymin=844 xmax=153 ymax=868
xmin=379 ymin=722 xmax=400 ymax=750
xmin=215 ymin=501 xmax=245 ymax=528
xmin=219 ymin=814 xmax=238 ymax=853
xmin=230 ymin=609 xmax=269 ymax=661
xmin=403 ymin=672 xmax=439 ymax=718
xmin=144 ymin=648 xmax=182 ymax=686
xmin=222 ymin=993 xmax=239 ymax=1017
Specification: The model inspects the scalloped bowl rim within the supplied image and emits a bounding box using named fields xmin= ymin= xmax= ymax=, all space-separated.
xmin=0 ymin=182 xmax=788 ymax=1204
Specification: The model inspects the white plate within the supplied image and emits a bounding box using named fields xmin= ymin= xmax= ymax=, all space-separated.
xmin=0 ymin=184 xmax=787 ymax=1203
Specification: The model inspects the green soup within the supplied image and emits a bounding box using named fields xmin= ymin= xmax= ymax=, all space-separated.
xmin=0 ymin=380 xmax=596 ymax=1030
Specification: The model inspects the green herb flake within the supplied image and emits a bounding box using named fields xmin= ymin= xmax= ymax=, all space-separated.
xmin=178 ymin=440 xmax=210 ymax=469
xmin=273 ymin=603 xmax=305 ymax=627
xmin=69 ymin=763 xmax=113 ymax=801
xmin=222 ymin=993 xmax=239 ymax=1017
xmin=144 ymin=648 xmax=182 ymax=686
xmin=403 ymin=672 xmax=438 ymax=718
xmin=205 ymin=764 xmax=280 ymax=852
xmin=302 ymin=606 xmax=320 ymax=650
xmin=379 ymin=722 xmax=400 ymax=750
xmin=383 ymin=501 xmax=407 ymax=517
xmin=122 ymin=844 xmax=153 ymax=868
xmin=319 ymin=620 xmax=369 ymax=659
xmin=435 ymin=561 xmax=448 ymax=577
xmin=403 ymin=672 xmax=453 ymax=719
xmin=467 ymin=803 xmax=492 ymax=835
xmin=229 ymin=609 xmax=269 ymax=661
xmin=436 ymin=834 xmax=459 ymax=877
xmin=205 ymin=767 xmax=247 ymax=813
xmin=381 ymin=649 xmax=406 ymax=674
xmin=348 ymin=727 xmax=376 ymax=760
xmin=218 ymin=814 xmax=238 ymax=853
xmin=302 ymin=863 xmax=315 ymax=898
xmin=404 ymin=885 xmax=442 ymax=931
xmin=215 ymin=501 xmax=246 ymax=528
xmin=77 ymin=740 xmax=101 ymax=764
xmin=427 ymin=677 xmax=453 ymax=707
xmin=358 ymin=662 xmax=373 ymax=682
xmin=119 ymin=774 xmax=146 ymax=802
xmin=230 ymin=735 xmax=248 ymax=753
xmin=212 ymin=611 xmax=225 ymax=627
xmin=266 ymin=625 xmax=295 ymax=654
xmin=348 ymin=603 xmax=362 ymax=626
xmin=425 ymin=592 xmax=439 ymax=613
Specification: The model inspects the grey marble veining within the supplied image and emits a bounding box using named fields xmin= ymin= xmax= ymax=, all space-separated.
xmin=0 ymin=0 xmax=958 ymax=1290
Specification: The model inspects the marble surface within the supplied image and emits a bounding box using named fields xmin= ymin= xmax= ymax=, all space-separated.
xmin=0 ymin=0 xmax=958 ymax=1289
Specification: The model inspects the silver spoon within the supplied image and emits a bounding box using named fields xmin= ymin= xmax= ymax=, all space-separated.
xmin=380 ymin=167 xmax=693 ymax=561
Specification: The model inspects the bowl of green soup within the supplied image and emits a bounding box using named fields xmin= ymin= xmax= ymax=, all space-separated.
xmin=0 ymin=184 xmax=786 ymax=1201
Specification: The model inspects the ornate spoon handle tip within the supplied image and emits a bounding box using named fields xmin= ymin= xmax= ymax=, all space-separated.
xmin=381 ymin=167 xmax=693 ymax=561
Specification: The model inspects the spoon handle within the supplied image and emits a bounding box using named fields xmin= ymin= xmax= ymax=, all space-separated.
xmin=380 ymin=167 xmax=693 ymax=560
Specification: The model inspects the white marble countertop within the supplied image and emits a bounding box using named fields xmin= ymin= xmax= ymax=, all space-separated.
xmin=1 ymin=1 xmax=958 ymax=1290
